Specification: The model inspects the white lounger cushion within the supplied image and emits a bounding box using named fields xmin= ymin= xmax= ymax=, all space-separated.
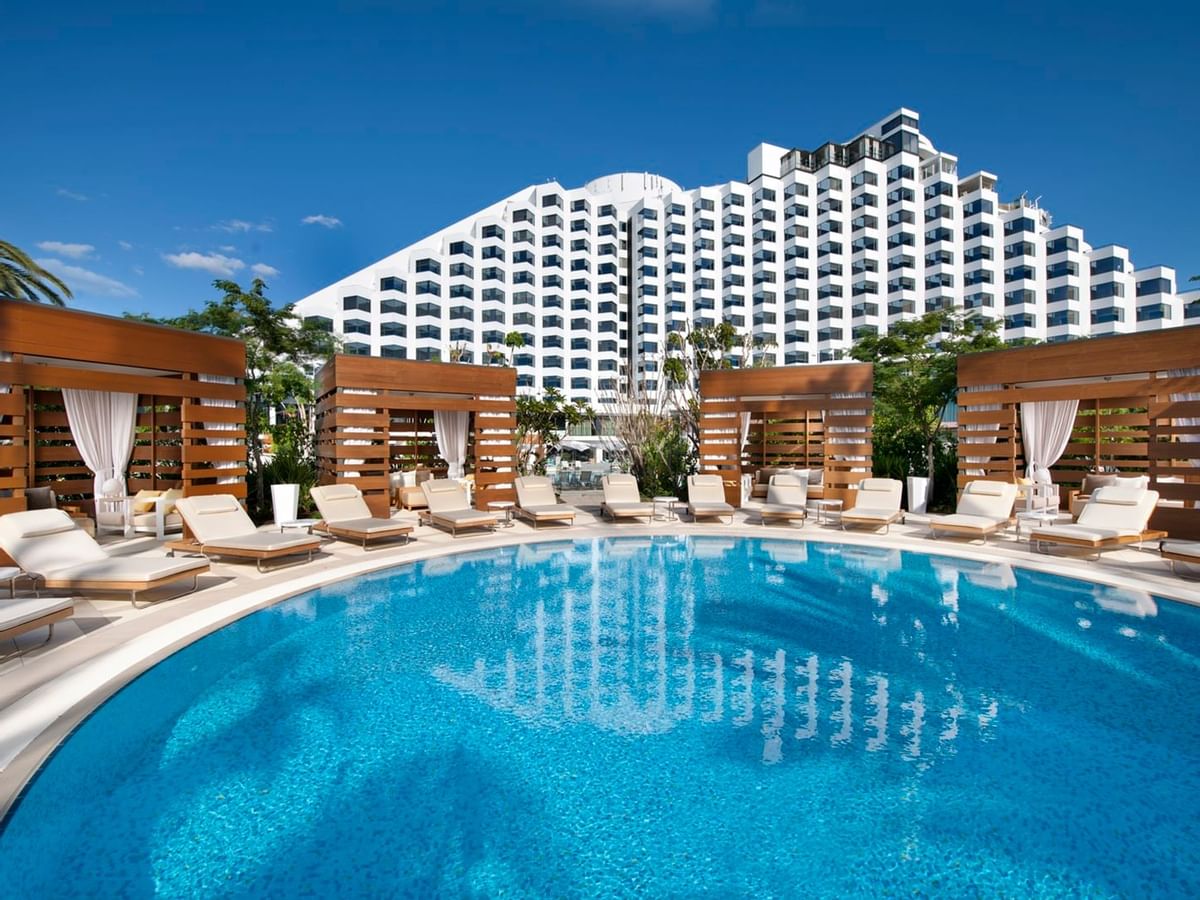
xmin=1028 ymin=525 xmax=1135 ymax=545
xmin=310 ymin=484 xmax=409 ymax=537
xmin=688 ymin=475 xmax=733 ymax=516
xmin=849 ymin=478 xmax=903 ymax=515
xmin=324 ymin=517 xmax=412 ymax=536
xmin=1162 ymin=540 xmax=1200 ymax=561
xmin=422 ymin=479 xmax=473 ymax=512
xmin=604 ymin=501 xmax=655 ymax=518
xmin=43 ymin=556 xmax=207 ymax=585
xmin=432 ymin=508 xmax=496 ymax=526
xmin=955 ymin=481 xmax=1019 ymax=520
xmin=515 ymin=477 xmax=575 ymax=517
xmin=601 ymin=475 xmax=654 ymax=517
xmin=931 ymin=513 xmax=1008 ymax=533
xmin=0 ymin=509 xmax=108 ymax=574
xmin=765 ymin=478 xmax=807 ymax=507
xmin=1031 ymin=487 xmax=1159 ymax=546
xmin=174 ymin=495 xmax=259 ymax=543
xmin=196 ymin=532 xmax=321 ymax=553
xmin=310 ymin=483 xmax=376 ymax=523
xmin=519 ymin=504 xmax=576 ymax=520
xmin=0 ymin=595 xmax=73 ymax=632
xmin=0 ymin=509 xmax=206 ymax=586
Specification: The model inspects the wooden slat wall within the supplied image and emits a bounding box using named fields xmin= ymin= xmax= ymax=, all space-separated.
xmin=698 ymin=363 xmax=874 ymax=507
xmin=957 ymin=325 xmax=1200 ymax=539
xmin=314 ymin=355 xmax=517 ymax=515
xmin=0 ymin=300 xmax=247 ymax=511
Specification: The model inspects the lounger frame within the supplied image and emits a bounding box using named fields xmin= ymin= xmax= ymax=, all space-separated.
xmin=312 ymin=521 xmax=413 ymax=550
xmin=167 ymin=539 xmax=319 ymax=573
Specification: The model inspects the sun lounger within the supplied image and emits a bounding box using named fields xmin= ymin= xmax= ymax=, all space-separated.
xmin=421 ymin=479 xmax=498 ymax=537
xmin=0 ymin=508 xmax=208 ymax=604
xmin=173 ymin=495 xmax=322 ymax=571
xmin=841 ymin=477 xmax=904 ymax=533
xmin=600 ymin=474 xmax=655 ymax=524
xmin=928 ymin=480 xmax=1018 ymax=543
xmin=514 ymin=476 xmax=576 ymax=529
xmin=687 ymin=474 xmax=735 ymax=524
xmin=1029 ymin=486 xmax=1161 ymax=557
xmin=1161 ymin=540 xmax=1200 ymax=577
xmin=309 ymin=483 xmax=414 ymax=549
xmin=757 ymin=474 xmax=808 ymax=526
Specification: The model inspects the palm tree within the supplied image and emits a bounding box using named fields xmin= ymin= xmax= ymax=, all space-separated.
xmin=0 ymin=240 xmax=72 ymax=305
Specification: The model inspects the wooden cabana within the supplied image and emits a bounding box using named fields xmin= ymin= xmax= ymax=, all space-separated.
xmin=698 ymin=363 xmax=874 ymax=507
xmin=956 ymin=326 xmax=1200 ymax=539
xmin=0 ymin=300 xmax=247 ymax=516
xmin=314 ymin=355 xmax=518 ymax=515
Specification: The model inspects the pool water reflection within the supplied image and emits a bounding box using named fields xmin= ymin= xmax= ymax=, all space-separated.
xmin=2 ymin=537 xmax=1198 ymax=897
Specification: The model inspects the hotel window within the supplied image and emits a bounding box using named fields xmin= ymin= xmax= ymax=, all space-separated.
xmin=415 ymin=325 xmax=441 ymax=340
xmin=305 ymin=315 xmax=333 ymax=332
xmin=448 ymin=241 xmax=473 ymax=257
xmin=344 ymin=342 xmax=370 ymax=356
xmin=542 ymin=193 xmax=562 ymax=208
xmin=343 ymin=295 xmax=371 ymax=312
xmin=380 ymin=345 xmax=406 ymax=359
xmin=449 ymin=328 xmax=473 ymax=342
xmin=414 ymin=258 xmax=440 ymax=274
xmin=379 ymin=277 xmax=406 ymax=292
xmin=381 ymin=322 xmax=406 ymax=337
xmin=481 ymin=225 xmax=505 ymax=239
xmin=513 ymin=209 xmax=534 ymax=223
xmin=343 ymin=319 xmax=371 ymax=335
xmin=448 ymin=284 xmax=473 ymax=299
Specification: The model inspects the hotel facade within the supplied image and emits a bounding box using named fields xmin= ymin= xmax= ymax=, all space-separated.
xmin=294 ymin=108 xmax=1199 ymax=405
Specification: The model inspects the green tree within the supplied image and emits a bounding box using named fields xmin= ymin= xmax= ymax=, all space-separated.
xmin=850 ymin=311 xmax=1003 ymax=499
xmin=128 ymin=278 xmax=339 ymax=513
xmin=516 ymin=388 xmax=594 ymax=475
xmin=0 ymin=239 xmax=72 ymax=305
xmin=503 ymin=330 xmax=525 ymax=365
xmin=662 ymin=321 xmax=775 ymax=452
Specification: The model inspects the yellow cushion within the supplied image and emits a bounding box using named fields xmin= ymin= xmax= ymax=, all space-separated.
xmin=131 ymin=489 xmax=163 ymax=513
xmin=160 ymin=488 xmax=183 ymax=515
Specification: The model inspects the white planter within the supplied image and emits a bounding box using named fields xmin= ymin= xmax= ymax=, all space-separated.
xmin=906 ymin=476 xmax=930 ymax=515
xmin=271 ymin=483 xmax=300 ymax=527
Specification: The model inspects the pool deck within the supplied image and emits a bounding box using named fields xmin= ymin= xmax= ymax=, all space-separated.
xmin=1 ymin=497 xmax=1198 ymax=816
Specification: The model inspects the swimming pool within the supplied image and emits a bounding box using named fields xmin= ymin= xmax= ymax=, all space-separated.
xmin=2 ymin=536 xmax=1198 ymax=896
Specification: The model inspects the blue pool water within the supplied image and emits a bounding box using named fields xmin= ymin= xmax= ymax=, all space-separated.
xmin=2 ymin=537 xmax=1199 ymax=896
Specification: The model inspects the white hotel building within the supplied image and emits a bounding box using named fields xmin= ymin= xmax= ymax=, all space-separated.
xmin=294 ymin=108 xmax=1199 ymax=405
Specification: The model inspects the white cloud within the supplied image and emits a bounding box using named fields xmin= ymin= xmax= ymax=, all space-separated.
xmin=218 ymin=244 xmax=237 ymax=252
xmin=251 ymin=262 xmax=280 ymax=277
xmin=56 ymin=187 xmax=88 ymax=202
xmin=301 ymin=214 xmax=343 ymax=229
xmin=36 ymin=258 xmax=138 ymax=298
xmin=132 ymin=265 xmax=145 ymax=276
xmin=37 ymin=241 xmax=95 ymax=259
xmin=162 ymin=251 xmax=246 ymax=277
xmin=214 ymin=219 xmax=273 ymax=234
xmin=118 ymin=240 xmax=134 ymax=251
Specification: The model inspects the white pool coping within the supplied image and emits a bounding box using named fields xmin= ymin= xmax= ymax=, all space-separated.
xmin=1 ymin=516 xmax=1198 ymax=819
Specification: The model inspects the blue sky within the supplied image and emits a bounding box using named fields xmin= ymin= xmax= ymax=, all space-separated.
xmin=3 ymin=0 xmax=1197 ymax=317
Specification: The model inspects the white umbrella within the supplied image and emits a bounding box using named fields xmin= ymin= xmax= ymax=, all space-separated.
xmin=560 ymin=439 xmax=590 ymax=453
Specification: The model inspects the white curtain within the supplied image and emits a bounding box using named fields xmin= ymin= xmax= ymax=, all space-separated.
xmin=434 ymin=410 xmax=470 ymax=479
xmin=1168 ymin=368 xmax=1200 ymax=468
xmin=63 ymin=389 xmax=138 ymax=498
xmin=739 ymin=411 xmax=752 ymax=451
xmin=961 ymin=383 xmax=1001 ymax=477
xmin=199 ymin=374 xmax=240 ymax=485
xmin=1020 ymin=399 xmax=1078 ymax=483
